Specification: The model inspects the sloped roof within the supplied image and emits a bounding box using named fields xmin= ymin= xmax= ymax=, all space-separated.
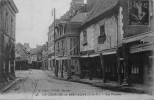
xmin=37 ymin=44 xmax=47 ymax=54
xmin=29 ymin=44 xmax=46 ymax=55
xmin=65 ymin=22 xmax=81 ymax=34
xmin=82 ymin=0 xmax=119 ymax=28
xmin=29 ymin=48 xmax=37 ymax=54
xmin=16 ymin=43 xmax=30 ymax=54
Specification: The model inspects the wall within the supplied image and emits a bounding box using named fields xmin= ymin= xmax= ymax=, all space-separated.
xmin=16 ymin=45 xmax=28 ymax=61
xmin=80 ymin=25 xmax=95 ymax=52
xmin=55 ymin=38 xmax=67 ymax=57
xmin=94 ymin=16 xmax=118 ymax=52
xmin=48 ymin=28 xmax=54 ymax=48
xmin=121 ymin=0 xmax=154 ymax=38
xmin=0 ymin=0 xmax=3 ymax=82
xmin=0 ymin=0 xmax=18 ymax=82
xmin=80 ymin=16 xmax=118 ymax=53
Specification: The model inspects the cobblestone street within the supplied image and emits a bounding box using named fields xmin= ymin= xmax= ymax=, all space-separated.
xmin=0 ymin=70 xmax=152 ymax=99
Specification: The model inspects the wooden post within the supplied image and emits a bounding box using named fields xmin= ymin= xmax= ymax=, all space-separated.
xmin=67 ymin=58 xmax=71 ymax=79
xmin=122 ymin=44 xmax=128 ymax=85
xmin=116 ymin=48 xmax=121 ymax=85
xmin=61 ymin=60 xmax=64 ymax=78
xmin=100 ymin=53 xmax=106 ymax=83
xmin=88 ymin=56 xmax=92 ymax=80
xmin=55 ymin=60 xmax=58 ymax=77
xmin=79 ymin=58 xmax=83 ymax=78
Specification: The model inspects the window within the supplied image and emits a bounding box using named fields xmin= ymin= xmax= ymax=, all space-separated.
xmin=57 ymin=42 xmax=60 ymax=54
xmin=82 ymin=30 xmax=87 ymax=45
xmin=62 ymin=40 xmax=64 ymax=55
xmin=11 ymin=18 xmax=13 ymax=37
xmin=5 ymin=12 xmax=8 ymax=33
xmin=98 ymin=25 xmax=106 ymax=44
xmin=129 ymin=0 xmax=149 ymax=25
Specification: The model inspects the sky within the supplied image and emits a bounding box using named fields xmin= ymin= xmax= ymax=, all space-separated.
xmin=14 ymin=0 xmax=72 ymax=48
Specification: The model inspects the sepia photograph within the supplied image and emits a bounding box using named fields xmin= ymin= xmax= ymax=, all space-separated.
xmin=0 ymin=0 xmax=154 ymax=99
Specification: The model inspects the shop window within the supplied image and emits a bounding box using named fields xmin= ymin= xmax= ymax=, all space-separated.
xmin=129 ymin=0 xmax=149 ymax=25
xmin=98 ymin=25 xmax=106 ymax=44
xmin=82 ymin=30 xmax=87 ymax=45
xmin=131 ymin=65 xmax=139 ymax=74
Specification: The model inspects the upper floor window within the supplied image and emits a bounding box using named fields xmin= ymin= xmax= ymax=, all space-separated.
xmin=57 ymin=42 xmax=60 ymax=54
xmin=129 ymin=0 xmax=149 ymax=25
xmin=11 ymin=18 xmax=14 ymax=36
xmin=5 ymin=12 xmax=8 ymax=33
xmin=98 ymin=25 xmax=106 ymax=44
xmin=82 ymin=30 xmax=87 ymax=45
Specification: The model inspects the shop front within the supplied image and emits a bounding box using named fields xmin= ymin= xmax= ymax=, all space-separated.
xmin=80 ymin=51 xmax=102 ymax=79
xmin=130 ymin=44 xmax=154 ymax=85
xmin=124 ymin=34 xmax=154 ymax=85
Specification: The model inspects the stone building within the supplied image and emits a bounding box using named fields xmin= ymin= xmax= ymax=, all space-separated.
xmin=48 ymin=19 xmax=61 ymax=72
xmin=121 ymin=0 xmax=154 ymax=87
xmin=42 ymin=42 xmax=48 ymax=70
xmin=30 ymin=44 xmax=46 ymax=69
xmin=49 ymin=0 xmax=87 ymax=78
xmin=80 ymin=0 xmax=121 ymax=81
xmin=80 ymin=0 xmax=154 ymax=92
xmin=0 ymin=0 xmax=18 ymax=83
xmin=15 ymin=43 xmax=31 ymax=70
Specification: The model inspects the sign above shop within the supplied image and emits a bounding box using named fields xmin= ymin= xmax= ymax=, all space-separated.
xmin=140 ymin=36 xmax=154 ymax=44
xmin=130 ymin=44 xmax=154 ymax=53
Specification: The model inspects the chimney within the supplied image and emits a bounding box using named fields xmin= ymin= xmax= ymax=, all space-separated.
xmin=70 ymin=0 xmax=84 ymax=11
xmin=24 ymin=43 xmax=30 ymax=50
xmin=46 ymin=42 xmax=48 ymax=49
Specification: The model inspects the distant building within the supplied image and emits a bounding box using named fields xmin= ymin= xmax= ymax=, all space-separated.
xmin=50 ymin=0 xmax=87 ymax=78
xmin=0 ymin=0 xmax=18 ymax=83
xmin=48 ymin=19 xmax=61 ymax=72
xmin=15 ymin=43 xmax=31 ymax=70
xmin=42 ymin=42 xmax=48 ymax=70
xmin=24 ymin=43 xmax=31 ymax=51
xmin=30 ymin=44 xmax=46 ymax=69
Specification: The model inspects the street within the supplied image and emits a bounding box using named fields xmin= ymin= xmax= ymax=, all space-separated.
xmin=0 ymin=70 xmax=152 ymax=100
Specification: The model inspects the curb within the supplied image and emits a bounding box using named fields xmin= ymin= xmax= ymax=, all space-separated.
xmin=0 ymin=78 xmax=23 ymax=94
xmin=53 ymin=77 xmax=148 ymax=94
xmin=45 ymin=71 xmax=149 ymax=94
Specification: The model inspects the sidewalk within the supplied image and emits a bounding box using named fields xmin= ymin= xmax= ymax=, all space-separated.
xmin=0 ymin=78 xmax=22 ymax=94
xmin=0 ymin=70 xmax=31 ymax=94
xmin=45 ymin=70 xmax=152 ymax=95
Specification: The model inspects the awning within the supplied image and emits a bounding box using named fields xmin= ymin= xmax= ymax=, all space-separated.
xmin=89 ymin=54 xmax=100 ymax=57
xmin=80 ymin=55 xmax=88 ymax=58
xmin=55 ymin=57 xmax=69 ymax=60
xmin=102 ymin=51 xmax=116 ymax=55
xmin=123 ymin=31 xmax=154 ymax=43
xmin=80 ymin=53 xmax=100 ymax=58
xmin=80 ymin=50 xmax=116 ymax=58
xmin=130 ymin=44 xmax=154 ymax=53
